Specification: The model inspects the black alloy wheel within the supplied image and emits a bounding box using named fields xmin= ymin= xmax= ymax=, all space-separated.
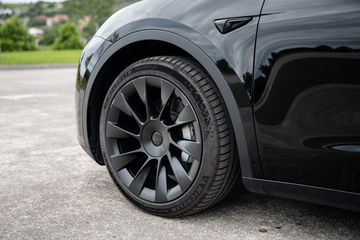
xmin=104 ymin=75 xmax=202 ymax=203
xmin=100 ymin=56 xmax=239 ymax=217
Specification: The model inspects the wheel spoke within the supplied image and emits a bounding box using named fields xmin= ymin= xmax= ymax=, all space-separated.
xmin=159 ymin=80 xmax=175 ymax=118
xmin=106 ymin=121 xmax=139 ymax=139
xmin=155 ymin=165 xmax=168 ymax=202
xmin=168 ymin=153 xmax=192 ymax=192
xmin=167 ymin=104 xmax=196 ymax=128
xmin=112 ymin=92 xmax=143 ymax=125
xmin=133 ymin=77 xmax=150 ymax=120
xmin=172 ymin=140 xmax=201 ymax=160
xmin=129 ymin=162 xmax=151 ymax=195
xmin=110 ymin=150 xmax=141 ymax=171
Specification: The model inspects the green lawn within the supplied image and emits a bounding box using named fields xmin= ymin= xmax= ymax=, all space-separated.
xmin=0 ymin=50 xmax=82 ymax=65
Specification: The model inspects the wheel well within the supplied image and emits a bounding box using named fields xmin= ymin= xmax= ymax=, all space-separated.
xmin=87 ymin=40 xmax=192 ymax=164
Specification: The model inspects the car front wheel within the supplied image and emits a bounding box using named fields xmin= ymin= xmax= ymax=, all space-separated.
xmin=99 ymin=56 xmax=239 ymax=217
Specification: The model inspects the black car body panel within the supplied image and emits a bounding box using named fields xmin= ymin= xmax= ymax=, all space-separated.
xmin=76 ymin=0 xmax=360 ymax=211
xmin=76 ymin=36 xmax=112 ymax=151
xmin=254 ymin=0 xmax=360 ymax=194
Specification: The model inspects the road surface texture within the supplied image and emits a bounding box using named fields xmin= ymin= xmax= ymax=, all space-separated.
xmin=0 ymin=68 xmax=359 ymax=240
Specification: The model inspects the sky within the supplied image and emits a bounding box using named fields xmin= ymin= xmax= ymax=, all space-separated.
xmin=2 ymin=0 xmax=64 ymax=3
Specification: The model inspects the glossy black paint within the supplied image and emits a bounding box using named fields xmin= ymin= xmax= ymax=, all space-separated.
xmin=76 ymin=0 xmax=264 ymax=177
xmin=76 ymin=36 xmax=112 ymax=151
xmin=76 ymin=0 xmax=360 ymax=211
xmin=254 ymin=0 xmax=360 ymax=194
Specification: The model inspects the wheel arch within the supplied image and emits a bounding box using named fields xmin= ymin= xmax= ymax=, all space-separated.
xmin=84 ymin=30 xmax=255 ymax=178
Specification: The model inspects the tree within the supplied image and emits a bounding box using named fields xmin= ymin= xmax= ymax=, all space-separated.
xmin=0 ymin=26 xmax=2 ymax=53
xmin=81 ymin=19 xmax=98 ymax=41
xmin=64 ymin=0 xmax=115 ymax=30
xmin=53 ymin=21 xmax=83 ymax=50
xmin=28 ymin=18 xmax=47 ymax=27
xmin=0 ymin=16 xmax=36 ymax=52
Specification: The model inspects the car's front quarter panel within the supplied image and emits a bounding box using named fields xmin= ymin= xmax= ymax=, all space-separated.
xmin=77 ymin=0 xmax=265 ymax=175
xmin=95 ymin=0 xmax=264 ymax=94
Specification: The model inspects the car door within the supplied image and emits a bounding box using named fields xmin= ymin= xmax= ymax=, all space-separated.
xmin=253 ymin=0 xmax=360 ymax=193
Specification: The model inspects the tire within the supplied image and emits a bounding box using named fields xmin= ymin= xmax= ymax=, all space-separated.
xmin=99 ymin=56 xmax=239 ymax=217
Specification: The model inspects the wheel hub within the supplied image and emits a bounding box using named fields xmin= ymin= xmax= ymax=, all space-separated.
xmin=141 ymin=121 xmax=169 ymax=157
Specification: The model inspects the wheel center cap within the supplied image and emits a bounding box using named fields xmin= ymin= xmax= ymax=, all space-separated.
xmin=151 ymin=131 xmax=163 ymax=146
xmin=141 ymin=121 xmax=169 ymax=157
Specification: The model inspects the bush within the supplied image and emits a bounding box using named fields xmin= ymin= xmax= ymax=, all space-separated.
xmin=0 ymin=16 xmax=36 ymax=52
xmin=40 ymin=26 xmax=60 ymax=45
xmin=53 ymin=22 xmax=83 ymax=50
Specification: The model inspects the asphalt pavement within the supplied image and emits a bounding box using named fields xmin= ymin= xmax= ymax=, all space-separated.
xmin=0 ymin=68 xmax=359 ymax=240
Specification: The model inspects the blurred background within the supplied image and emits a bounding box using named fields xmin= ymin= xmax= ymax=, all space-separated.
xmin=0 ymin=0 xmax=139 ymax=65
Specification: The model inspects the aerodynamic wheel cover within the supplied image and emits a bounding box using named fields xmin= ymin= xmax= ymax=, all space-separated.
xmin=104 ymin=76 xmax=202 ymax=203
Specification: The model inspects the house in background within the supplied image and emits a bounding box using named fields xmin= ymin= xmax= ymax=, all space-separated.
xmin=34 ymin=14 xmax=69 ymax=27
xmin=46 ymin=14 xmax=68 ymax=27
xmin=28 ymin=27 xmax=44 ymax=48
xmin=0 ymin=7 xmax=12 ymax=17
xmin=28 ymin=27 xmax=44 ymax=39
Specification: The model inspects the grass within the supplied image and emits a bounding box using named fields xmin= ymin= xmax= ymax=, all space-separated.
xmin=0 ymin=49 xmax=82 ymax=65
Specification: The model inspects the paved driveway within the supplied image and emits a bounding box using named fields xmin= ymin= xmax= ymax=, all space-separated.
xmin=0 ymin=68 xmax=359 ymax=240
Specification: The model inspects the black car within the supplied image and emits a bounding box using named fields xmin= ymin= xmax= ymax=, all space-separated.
xmin=76 ymin=0 xmax=360 ymax=217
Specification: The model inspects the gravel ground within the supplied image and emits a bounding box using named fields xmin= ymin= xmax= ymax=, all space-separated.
xmin=0 ymin=68 xmax=359 ymax=240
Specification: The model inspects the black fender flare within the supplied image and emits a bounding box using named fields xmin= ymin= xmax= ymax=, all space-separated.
xmin=83 ymin=29 xmax=255 ymax=178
